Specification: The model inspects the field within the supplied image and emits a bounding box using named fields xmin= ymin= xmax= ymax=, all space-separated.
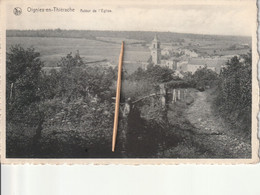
xmin=6 ymin=30 xmax=251 ymax=74
xmin=6 ymin=36 xmax=150 ymax=71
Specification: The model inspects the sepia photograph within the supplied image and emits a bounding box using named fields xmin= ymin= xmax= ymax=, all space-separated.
xmin=1 ymin=0 xmax=258 ymax=163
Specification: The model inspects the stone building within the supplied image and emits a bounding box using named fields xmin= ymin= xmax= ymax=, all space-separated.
xmin=148 ymin=34 xmax=226 ymax=75
xmin=150 ymin=34 xmax=161 ymax=65
xmin=176 ymin=58 xmax=225 ymax=74
xmin=161 ymin=58 xmax=177 ymax=70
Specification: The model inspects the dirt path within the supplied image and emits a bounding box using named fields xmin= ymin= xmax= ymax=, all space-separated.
xmin=185 ymin=90 xmax=251 ymax=158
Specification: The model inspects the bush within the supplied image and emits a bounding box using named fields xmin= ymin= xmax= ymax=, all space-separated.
xmin=6 ymin=46 xmax=117 ymax=157
xmin=215 ymin=52 xmax=252 ymax=134
xmin=192 ymin=67 xmax=218 ymax=89
xmin=6 ymin=45 xmax=45 ymax=128
xmin=121 ymin=80 xmax=154 ymax=101
xmin=182 ymin=67 xmax=218 ymax=90
xmin=129 ymin=64 xmax=174 ymax=83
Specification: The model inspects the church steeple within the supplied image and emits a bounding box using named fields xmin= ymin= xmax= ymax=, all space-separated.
xmin=154 ymin=34 xmax=159 ymax=41
xmin=151 ymin=34 xmax=161 ymax=64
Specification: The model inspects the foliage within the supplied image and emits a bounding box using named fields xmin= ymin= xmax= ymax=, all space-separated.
xmin=193 ymin=67 xmax=218 ymax=89
xmin=7 ymin=29 xmax=250 ymax=45
xmin=129 ymin=64 xmax=174 ymax=83
xmin=6 ymin=46 xmax=117 ymax=157
xmin=215 ymin=52 xmax=252 ymax=134
xmin=182 ymin=67 xmax=218 ymax=90
xmin=42 ymin=98 xmax=114 ymax=142
xmin=7 ymin=29 xmax=96 ymax=39
xmin=7 ymin=43 xmax=252 ymax=157
xmin=46 ymin=53 xmax=117 ymax=102
xmin=6 ymin=45 xmax=44 ymax=126
xmin=165 ymin=80 xmax=191 ymax=89
xmin=182 ymin=72 xmax=194 ymax=86
xmin=121 ymin=80 xmax=154 ymax=101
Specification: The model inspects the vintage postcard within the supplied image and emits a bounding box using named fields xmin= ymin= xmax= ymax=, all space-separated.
xmin=0 ymin=0 xmax=259 ymax=164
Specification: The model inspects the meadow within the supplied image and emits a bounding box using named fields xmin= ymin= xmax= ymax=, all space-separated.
xmin=7 ymin=30 xmax=251 ymax=72
xmin=6 ymin=36 xmax=151 ymax=69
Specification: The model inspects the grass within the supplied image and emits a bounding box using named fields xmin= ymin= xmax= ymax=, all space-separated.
xmin=6 ymin=37 xmax=150 ymax=68
xmin=7 ymin=34 xmax=250 ymax=70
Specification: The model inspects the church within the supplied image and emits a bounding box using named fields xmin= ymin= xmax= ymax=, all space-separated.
xmin=150 ymin=34 xmax=161 ymax=65
xmin=150 ymin=34 xmax=177 ymax=70
xmin=149 ymin=34 xmax=221 ymax=76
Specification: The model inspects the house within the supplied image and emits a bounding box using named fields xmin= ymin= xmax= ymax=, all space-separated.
xmin=161 ymin=57 xmax=177 ymax=70
xmin=187 ymin=58 xmax=226 ymax=73
xmin=183 ymin=49 xmax=199 ymax=57
xmin=161 ymin=48 xmax=171 ymax=56
xmin=176 ymin=58 xmax=226 ymax=74
xmin=148 ymin=35 xmax=227 ymax=74
xmin=173 ymin=70 xmax=184 ymax=78
xmin=176 ymin=61 xmax=188 ymax=72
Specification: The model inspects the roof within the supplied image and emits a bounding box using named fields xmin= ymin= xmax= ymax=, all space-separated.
xmin=153 ymin=34 xmax=159 ymax=41
xmin=188 ymin=58 xmax=227 ymax=67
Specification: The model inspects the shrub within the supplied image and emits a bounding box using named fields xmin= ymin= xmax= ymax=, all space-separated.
xmin=121 ymin=80 xmax=154 ymax=101
xmin=215 ymin=52 xmax=252 ymax=134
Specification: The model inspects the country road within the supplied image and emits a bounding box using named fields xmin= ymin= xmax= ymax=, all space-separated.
xmin=165 ymin=89 xmax=251 ymax=158
xmin=186 ymin=90 xmax=251 ymax=158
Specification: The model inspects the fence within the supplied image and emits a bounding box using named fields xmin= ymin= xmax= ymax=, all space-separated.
xmin=121 ymin=84 xmax=189 ymax=117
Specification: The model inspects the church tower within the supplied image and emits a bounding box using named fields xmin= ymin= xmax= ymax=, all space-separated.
xmin=150 ymin=34 xmax=161 ymax=65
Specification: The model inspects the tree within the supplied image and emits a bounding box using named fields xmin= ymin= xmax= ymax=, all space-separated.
xmin=129 ymin=67 xmax=146 ymax=81
xmin=6 ymin=45 xmax=48 ymax=145
xmin=54 ymin=52 xmax=117 ymax=102
xmin=57 ymin=52 xmax=83 ymax=73
xmin=130 ymin=64 xmax=174 ymax=84
xmin=182 ymin=71 xmax=194 ymax=86
xmin=6 ymin=47 xmax=118 ymax=156
xmin=6 ymin=45 xmax=44 ymax=121
xmin=215 ymin=52 xmax=252 ymax=134
xmin=192 ymin=67 xmax=218 ymax=90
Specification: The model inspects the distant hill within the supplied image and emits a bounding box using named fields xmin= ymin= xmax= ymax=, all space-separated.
xmin=7 ymin=29 xmax=251 ymax=44
xmin=6 ymin=29 xmax=251 ymax=71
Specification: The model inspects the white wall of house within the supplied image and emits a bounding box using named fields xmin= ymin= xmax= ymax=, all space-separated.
xmin=186 ymin=65 xmax=204 ymax=73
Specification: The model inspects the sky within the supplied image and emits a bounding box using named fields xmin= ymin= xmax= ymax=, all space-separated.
xmin=4 ymin=1 xmax=255 ymax=36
